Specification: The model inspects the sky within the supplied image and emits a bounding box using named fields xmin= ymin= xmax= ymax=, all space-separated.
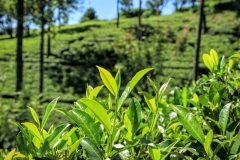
xmin=68 ymin=0 xmax=176 ymax=25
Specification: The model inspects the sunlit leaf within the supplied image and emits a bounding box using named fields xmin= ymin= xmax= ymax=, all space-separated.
xmin=181 ymin=87 xmax=189 ymax=107
xmin=57 ymin=127 xmax=78 ymax=151
xmin=158 ymin=79 xmax=171 ymax=101
xmin=124 ymin=113 xmax=133 ymax=142
xmin=79 ymin=98 xmax=112 ymax=133
xmin=41 ymin=97 xmax=59 ymax=129
xmin=4 ymin=149 xmax=15 ymax=160
xmin=141 ymin=91 xmax=157 ymax=113
xmin=147 ymin=76 xmax=158 ymax=94
xmin=229 ymin=53 xmax=240 ymax=59
xmin=204 ymin=130 xmax=213 ymax=155
xmin=28 ymin=107 xmax=40 ymax=128
xmin=108 ymin=94 xmax=112 ymax=110
xmin=174 ymin=106 xmax=205 ymax=145
xmin=46 ymin=124 xmax=70 ymax=148
xmin=115 ymin=69 xmax=121 ymax=91
xmin=22 ymin=122 xmax=43 ymax=143
xmin=203 ymin=53 xmax=214 ymax=72
xmin=149 ymin=147 xmax=160 ymax=160
xmin=72 ymin=109 xmax=101 ymax=147
xmin=69 ymin=139 xmax=82 ymax=156
xmin=96 ymin=66 xmax=118 ymax=97
xmin=89 ymin=85 xmax=104 ymax=99
xmin=210 ymin=49 xmax=219 ymax=66
xmin=117 ymin=68 xmax=153 ymax=111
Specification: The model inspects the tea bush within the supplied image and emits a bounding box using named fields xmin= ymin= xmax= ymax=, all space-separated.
xmin=2 ymin=49 xmax=240 ymax=159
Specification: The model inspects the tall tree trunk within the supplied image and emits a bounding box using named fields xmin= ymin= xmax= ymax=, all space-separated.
xmin=47 ymin=26 xmax=51 ymax=57
xmin=40 ymin=2 xmax=45 ymax=94
xmin=191 ymin=0 xmax=195 ymax=8
xmin=138 ymin=0 xmax=142 ymax=40
xmin=16 ymin=0 xmax=24 ymax=92
xmin=117 ymin=0 xmax=119 ymax=28
xmin=193 ymin=0 xmax=204 ymax=81
xmin=202 ymin=12 xmax=207 ymax=33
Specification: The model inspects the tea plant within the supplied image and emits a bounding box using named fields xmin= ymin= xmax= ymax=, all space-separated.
xmin=3 ymin=49 xmax=240 ymax=159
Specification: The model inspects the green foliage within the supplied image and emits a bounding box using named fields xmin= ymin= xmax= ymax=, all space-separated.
xmin=1 ymin=2 xmax=240 ymax=154
xmin=5 ymin=49 xmax=240 ymax=159
xmin=81 ymin=8 xmax=98 ymax=22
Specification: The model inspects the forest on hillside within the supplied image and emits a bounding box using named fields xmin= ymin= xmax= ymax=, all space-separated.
xmin=0 ymin=0 xmax=240 ymax=159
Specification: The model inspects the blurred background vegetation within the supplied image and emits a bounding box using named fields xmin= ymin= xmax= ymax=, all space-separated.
xmin=0 ymin=0 xmax=240 ymax=149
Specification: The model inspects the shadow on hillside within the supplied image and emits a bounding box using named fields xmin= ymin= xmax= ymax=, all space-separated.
xmin=0 ymin=36 xmax=14 ymax=41
xmin=58 ymin=24 xmax=101 ymax=34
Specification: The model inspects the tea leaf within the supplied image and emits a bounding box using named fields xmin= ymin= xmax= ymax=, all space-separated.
xmin=57 ymin=127 xmax=78 ymax=150
xmin=124 ymin=113 xmax=133 ymax=142
xmin=81 ymin=137 xmax=103 ymax=160
xmin=182 ymin=87 xmax=189 ymax=107
xmin=28 ymin=107 xmax=40 ymax=128
xmin=72 ymin=109 xmax=101 ymax=147
xmin=115 ymin=69 xmax=121 ymax=91
xmin=4 ymin=149 xmax=15 ymax=160
xmin=96 ymin=66 xmax=118 ymax=97
xmin=141 ymin=91 xmax=157 ymax=113
xmin=210 ymin=49 xmax=219 ymax=66
xmin=199 ymin=95 xmax=208 ymax=106
xmin=219 ymin=103 xmax=231 ymax=134
xmin=112 ymin=122 xmax=124 ymax=145
xmin=22 ymin=122 xmax=44 ymax=143
xmin=229 ymin=53 xmax=240 ymax=59
xmin=69 ymin=139 xmax=82 ymax=156
xmin=174 ymin=106 xmax=205 ymax=145
xmin=147 ymin=76 xmax=158 ymax=94
xmin=117 ymin=68 xmax=153 ymax=111
xmin=12 ymin=122 xmax=32 ymax=144
xmin=89 ymin=85 xmax=104 ymax=99
xmin=230 ymin=130 xmax=240 ymax=154
xmin=160 ymin=141 xmax=178 ymax=160
xmin=79 ymin=98 xmax=112 ymax=133
xmin=149 ymin=147 xmax=161 ymax=160
xmin=41 ymin=97 xmax=59 ymax=129
xmin=204 ymin=130 xmax=213 ymax=155
xmin=127 ymin=98 xmax=142 ymax=134
xmin=46 ymin=124 xmax=70 ymax=148
xmin=203 ymin=53 xmax=214 ymax=72
xmin=158 ymin=79 xmax=171 ymax=101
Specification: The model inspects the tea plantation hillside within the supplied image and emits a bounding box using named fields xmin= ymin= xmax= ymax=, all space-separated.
xmin=1 ymin=8 xmax=239 ymax=101
xmin=0 ymin=0 xmax=240 ymax=150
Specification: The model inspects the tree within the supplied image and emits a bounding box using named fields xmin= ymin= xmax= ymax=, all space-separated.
xmin=138 ymin=0 xmax=142 ymax=40
xmin=193 ymin=0 xmax=205 ymax=81
xmin=146 ymin=0 xmax=164 ymax=15
xmin=16 ymin=0 xmax=24 ymax=92
xmin=0 ymin=0 xmax=15 ymax=38
xmin=81 ymin=8 xmax=97 ymax=22
xmin=120 ymin=0 xmax=133 ymax=11
xmin=117 ymin=0 xmax=120 ymax=27
xmin=31 ymin=0 xmax=79 ymax=95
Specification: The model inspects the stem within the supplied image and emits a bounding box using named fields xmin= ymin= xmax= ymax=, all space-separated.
xmin=108 ymin=97 xmax=119 ymax=157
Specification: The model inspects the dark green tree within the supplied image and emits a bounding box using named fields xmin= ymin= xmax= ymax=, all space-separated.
xmin=146 ymin=0 xmax=164 ymax=15
xmin=81 ymin=8 xmax=97 ymax=22
xmin=120 ymin=0 xmax=133 ymax=11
